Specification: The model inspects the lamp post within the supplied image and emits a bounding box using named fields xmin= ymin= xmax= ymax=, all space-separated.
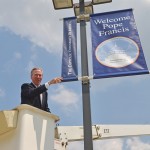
xmin=78 ymin=1 xmax=93 ymax=149
xmin=52 ymin=0 xmax=112 ymax=149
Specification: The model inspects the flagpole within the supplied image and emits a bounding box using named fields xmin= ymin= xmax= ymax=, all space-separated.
xmin=79 ymin=0 xmax=93 ymax=150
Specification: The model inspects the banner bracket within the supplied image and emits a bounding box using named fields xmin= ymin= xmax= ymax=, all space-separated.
xmin=78 ymin=76 xmax=93 ymax=84
xmin=77 ymin=14 xmax=90 ymax=23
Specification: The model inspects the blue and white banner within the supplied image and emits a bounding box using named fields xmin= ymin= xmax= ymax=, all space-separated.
xmin=61 ymin=17 xmax=78 ymax=81
xmin=90 ymin=9 xmax=149 ymax=79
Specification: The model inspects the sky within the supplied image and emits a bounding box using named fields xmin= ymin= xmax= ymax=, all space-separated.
xmin=0 ymin=0 xmax=150 ymax=149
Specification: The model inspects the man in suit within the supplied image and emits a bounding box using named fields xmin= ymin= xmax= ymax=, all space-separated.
xmin=21 ymin=67 xmax=62 ymax=112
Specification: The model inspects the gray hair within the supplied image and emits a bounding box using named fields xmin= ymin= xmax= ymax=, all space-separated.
xmin=31 ymin=67 xmax=43 ymax=77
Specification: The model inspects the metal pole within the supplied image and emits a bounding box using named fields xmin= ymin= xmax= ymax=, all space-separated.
xmin=79 ymin=0 xmax=93 ymax=150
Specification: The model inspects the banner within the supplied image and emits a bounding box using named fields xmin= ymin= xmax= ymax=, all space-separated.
xmin=61 ymin=17 xmax=78 ymax=81
xmin=90 ymin=9 xmax=149 ymax=79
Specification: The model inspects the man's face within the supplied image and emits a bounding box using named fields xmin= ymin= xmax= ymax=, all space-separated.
xmin=31 ymin=69 xmax=43 ymax=86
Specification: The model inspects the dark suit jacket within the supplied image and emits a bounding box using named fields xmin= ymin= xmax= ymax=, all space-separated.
xmin=21 ymin=82 xmax=50 ymax=112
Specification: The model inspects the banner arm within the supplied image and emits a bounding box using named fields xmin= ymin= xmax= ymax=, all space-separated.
xmin=78 ymin=76 xmax=93 ymax=81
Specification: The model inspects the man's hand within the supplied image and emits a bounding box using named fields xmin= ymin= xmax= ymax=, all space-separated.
xmin=48 ymin=77 xmax=62 ymax=85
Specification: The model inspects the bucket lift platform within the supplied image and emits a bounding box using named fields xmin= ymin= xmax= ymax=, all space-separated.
xmin=1 ymin=105 xmax=150 ymax=150
xmin=0 ymin=105 xmax=59 ymax=150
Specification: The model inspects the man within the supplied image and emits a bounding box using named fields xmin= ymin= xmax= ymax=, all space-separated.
xmin=21 ymin=67 xmax=62 ymax=112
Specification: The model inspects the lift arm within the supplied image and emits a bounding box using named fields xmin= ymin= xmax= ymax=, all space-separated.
xmin=55 ymin=124 xmax=150 ymax=147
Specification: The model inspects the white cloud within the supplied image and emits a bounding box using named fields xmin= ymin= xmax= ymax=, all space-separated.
xmin=126 ymin=137 xmax=150 ymax=150
xmin=0 ymin=0 xmax=73 ymax=54
xmin=24 ymin=46 xmax=41 ymax=74
xmin=2 ymin=52 xmax=22 ymax=73
xmin=68 ymin=141 xmax=84 ymax=150
xmin=91 ymin=74 xmax=149 ymax=93
xmin=14 ymin=52 xmax=22 ymax=60
xmin=91 ymin=77 xmax=123 ymax=93
xmin=50 ymin=85 xmax=80 ymax=112
xmin=0 ymin=88 xmax=5 ymax=97
xmin=67 ymin=137 xmax=150 ymax=150
xmin=67 ymin=139 xmax=123 ymax=150
xmin=145 ymin=0 xmax=150 ymax=3
xmin=25 ymin=61 xmax=35 ymax=75
xmin=94 ymin=139 xmax=123 ymax=150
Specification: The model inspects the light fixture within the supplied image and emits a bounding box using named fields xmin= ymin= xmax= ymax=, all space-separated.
xmin=52 ymin=0 xmax=73 ymax=9
xmin=92 ymin=0 xmax=112 ymax=5
xmin=73 ymin=1 xmax=93 ymax=17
